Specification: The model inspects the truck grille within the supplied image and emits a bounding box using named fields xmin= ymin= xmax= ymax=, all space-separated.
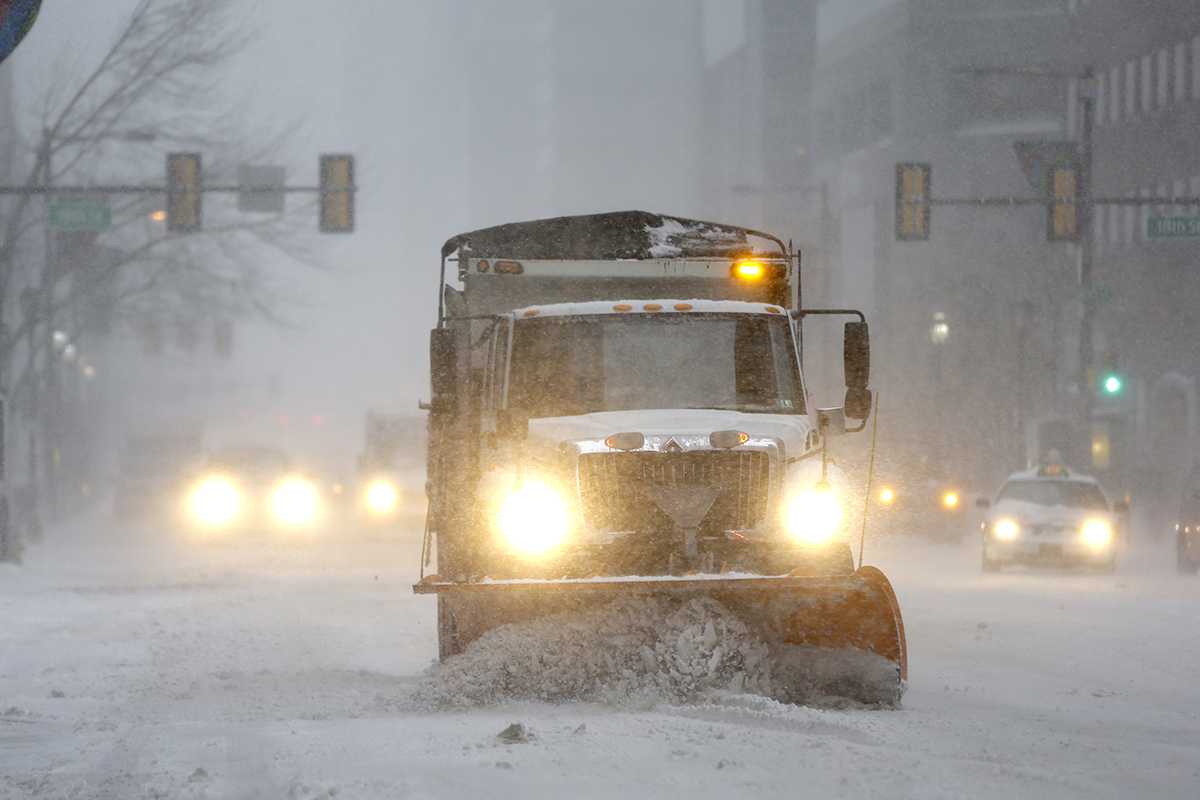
xmin=577 ymin=450 xmax=770 ymax=533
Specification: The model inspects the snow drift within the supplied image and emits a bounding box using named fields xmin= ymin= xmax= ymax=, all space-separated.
xmin=414 ymin=595 xmax=901 ymax=710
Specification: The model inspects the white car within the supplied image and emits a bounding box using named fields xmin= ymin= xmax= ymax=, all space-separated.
xmin=976 ymin=465 xmax=1125 ymax=573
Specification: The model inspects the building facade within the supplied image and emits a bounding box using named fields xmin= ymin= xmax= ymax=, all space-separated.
xmin=1067 ymin=0 xmax=1200 ymax=511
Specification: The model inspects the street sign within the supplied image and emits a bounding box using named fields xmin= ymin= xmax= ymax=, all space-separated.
xmin=49 ymin=198 xmax=111 ymax=232
xmin=1147 ymin=216 xmax=1200 ymax=239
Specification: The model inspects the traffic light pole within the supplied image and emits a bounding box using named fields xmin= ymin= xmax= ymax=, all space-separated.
xmin=1078 ymin=87 xmax=1096 ymax=469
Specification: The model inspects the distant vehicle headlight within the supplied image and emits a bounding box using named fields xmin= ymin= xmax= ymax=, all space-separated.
xmin=495 ymin=477 xmax=570 ymax=558
xmin=941 ymin=490 xmax=961 ymax=510
xmin=878 ymin=486 xmax=897 ymax=506
xmin=993 ymin=517 xmax=1021 ymax=541
xmin=1080 ymin=517 xmax=1114 ymax=550
xmin=364 ymin=479 xmax=400 ymax=517
xmin=270 ymin=477 xmax=320 ymax=528
xmin=782 ymin=482 xmax=844 ymax=546
xmin=187 ymin=475 xmax=241 ymax=529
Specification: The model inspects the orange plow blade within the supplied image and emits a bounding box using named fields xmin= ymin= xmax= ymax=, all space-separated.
xmin=415 ymin=566 xmax=907 ymax=706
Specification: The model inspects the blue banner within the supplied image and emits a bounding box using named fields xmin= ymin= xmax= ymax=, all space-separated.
xmin=0 ymin=0 xmax=42 ymax=65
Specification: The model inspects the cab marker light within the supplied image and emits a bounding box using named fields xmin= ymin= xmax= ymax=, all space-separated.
xmin=644 ymin=303 xmax=663 ymax=312
xmin=710 ymin=430 xmax=750 ymax=449
xmin=674 ymin=302 xmax=693 ymax=311
xmin=477 ymin=259 xmax=491 ymax=273
xmin=612 ymin=303 xmax=633 ymax=312
xmin=605 ymin=432 xmax=645 ymax=451
xmin=495 ymin=260 xmax=524 ymax=274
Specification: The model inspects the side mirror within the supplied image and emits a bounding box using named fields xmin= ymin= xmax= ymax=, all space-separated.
xmin=844 ymin=388 xmax=872 ymax=421
xmin=430 ymin=328 xmax=457 ymax=412
xmin=843 ymin=322 xmax=871 ymax=420
xmin=497 ymin=408 xmax=530 ymax=441
xmin=975 ymin=498 xmax=991 ymax=510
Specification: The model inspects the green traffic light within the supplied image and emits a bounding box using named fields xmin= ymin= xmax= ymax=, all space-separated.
xmin=1102 ymin=374 xmax=1123 ymax=395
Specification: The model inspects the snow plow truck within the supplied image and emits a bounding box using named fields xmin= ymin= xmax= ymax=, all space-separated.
xmin=415 ymin=211 xmax=907 ymax=705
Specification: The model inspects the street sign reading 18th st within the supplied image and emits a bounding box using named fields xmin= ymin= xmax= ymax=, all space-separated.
xmin=1147 ymin=216 xmax=1200 ymax=239
xmin=49 ymin=198 xmax=111 ymax=232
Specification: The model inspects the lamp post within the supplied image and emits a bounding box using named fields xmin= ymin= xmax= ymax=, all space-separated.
xmin=930 ymin=312 xmax=950 ymax=464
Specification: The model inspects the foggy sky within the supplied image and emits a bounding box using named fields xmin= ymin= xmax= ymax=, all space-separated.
xmin=11 ymin=1 xmax=717 ymax=460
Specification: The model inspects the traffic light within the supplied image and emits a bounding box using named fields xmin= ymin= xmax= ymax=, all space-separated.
xmin=319 ymin=154 xmax=355 ymax=233
xmin=1097 ymin=352 xmax=1125 ymax=398
xmin=895 ymin=163 xmax=931 ymax=241
xmin=166 ymin=153 xmax=202 ymax=232
xmin=1047 ymin=163 xmax=1080 ymax=241
xmin=1100 ymin=371 xmax=1124 ymax=396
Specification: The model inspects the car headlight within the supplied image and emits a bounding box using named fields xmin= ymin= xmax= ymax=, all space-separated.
xmin=782 ymin=482 xmax=844 ymax=546
xmin=495 ymin=477 xmax=570 ymax=558
xmin=941 ymin=490 xmax=961 ymax=510
xmin=993 ymin=517 xmax=1021 ymax=541
xmin=364 ymin=478 xmax=400 ymax=517
xmin=271 ymin=477 xmax=320 ymax=528
xmin=878 ymin=486 xmax=897 ymax=506
xmin=188 ymin=475 xmax=241 ymax=529
xmin=1080 ymin=517 xmax=1114 ymax=550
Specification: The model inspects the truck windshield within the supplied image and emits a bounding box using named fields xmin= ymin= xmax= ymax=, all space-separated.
xmin=507 ymin=314 xmax=804 ymax=417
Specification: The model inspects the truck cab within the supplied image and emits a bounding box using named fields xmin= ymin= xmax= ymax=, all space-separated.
xmin=425 ymin=211 xmax=871 ymax=584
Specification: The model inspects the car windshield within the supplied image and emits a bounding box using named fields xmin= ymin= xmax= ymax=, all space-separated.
xmin=507 ymin=313 xmax=805 ymax=418
xmin=208 ymin=448 xmax=291 ymax=478
xmin=996 ymin=480 xmax=1109 ymax=511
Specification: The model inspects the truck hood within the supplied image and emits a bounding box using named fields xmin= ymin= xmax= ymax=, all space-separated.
xmin=528 ymin=408 xmax=815 ymax=458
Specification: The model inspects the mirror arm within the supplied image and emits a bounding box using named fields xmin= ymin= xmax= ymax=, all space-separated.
xmin=791 ymin=308 xmax=866 ymax=323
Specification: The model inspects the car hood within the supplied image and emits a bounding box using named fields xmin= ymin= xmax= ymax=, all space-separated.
xmin=990 ymin=499 xmax=1111 ymax=526
xmin=527 ymin=408 xmax=816 ymax=458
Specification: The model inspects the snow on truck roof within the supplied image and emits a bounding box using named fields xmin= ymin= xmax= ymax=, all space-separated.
xmin=511 ymin=299 xmax=787 ymax=319
xmin=442 ymin=211 xmax=787 ymax=260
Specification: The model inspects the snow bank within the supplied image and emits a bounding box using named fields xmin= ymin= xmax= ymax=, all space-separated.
xmin=414 ymin=596 xmax=772 ymax=708
xmin=413 ymin=595 xmax=901 ymax=710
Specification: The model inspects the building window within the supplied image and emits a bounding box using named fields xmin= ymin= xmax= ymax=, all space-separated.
xmin=1157 ymin=48 xmax=1169 ymax=108
xmin=1124 ymin=194 xmax=1136 ymax=244
xmin=1194 ymin=37 xmax=1200 ymax=100
xmin=1110 ymin=65 xmax=1121 ymax=123
xmin=1125 ymin=60 xmax=1137 ymax=118
xmin=1141 ymin=55 xmax=1153 ymax=114
xmin=1175 ymin=42 xmax=1187 ymax=102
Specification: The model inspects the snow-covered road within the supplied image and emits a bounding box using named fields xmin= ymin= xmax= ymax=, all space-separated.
xmin=2 ymin=518 xmax=1197 ymax=799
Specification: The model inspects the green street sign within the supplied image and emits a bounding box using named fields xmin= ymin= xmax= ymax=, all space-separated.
xmin=49 ymin=198 xmax=111 ymax=232
xmin=1147 ymin=216 xmax=1200 ymax=239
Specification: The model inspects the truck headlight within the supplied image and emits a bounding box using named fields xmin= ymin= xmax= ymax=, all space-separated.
xmin=188 ymin=475 xmax=241 ymax=529
xmin=782 ymin=482 xmax=844 ymax=546
xmin=364 ymin=478 xmax=400 ymax=516
xmin=993 ymin=517 xmax=1020 ymax=541
xmin=495 ymin=477 xmax=570 ymax=558
xmin=271 ymin=477 xmax=320 ymax=528
xmin=1080 ymin=518 xmax=1114 ymax=550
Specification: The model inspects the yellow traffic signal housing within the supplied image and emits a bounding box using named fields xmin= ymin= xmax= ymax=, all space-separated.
xmin=1048 ymin=164 xmax=1080 ymax=241
xmin=895 ymin=163 xmax=931 ymax=241
xmin=319 ymin=154 xmax=355 ymax=233
xmin=166 ymin=153 xmax=202 ymax=232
